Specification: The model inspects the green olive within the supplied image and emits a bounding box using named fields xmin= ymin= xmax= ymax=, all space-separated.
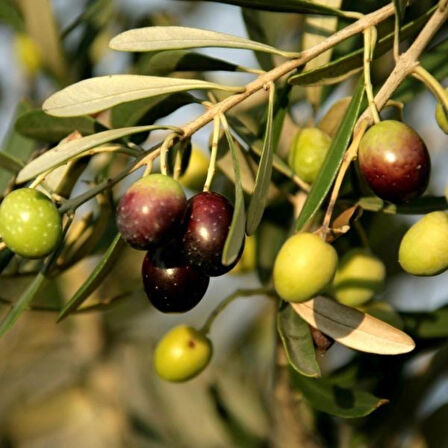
xmin=399 ymin=211 xmax=448 ymax=276
xmin=153 ymin=325 xmax=212 ymax=382
xmin=273 ymin=232 xmax=338 ymax=302
xmin=435 ymin=89 xmax=448 ymax=134
xmin=0 ymin=188 xmax=62 ymax=258
xmin=331 ymin=249 xmax=386 ymax=307
xmin=288 ymin=128 xmax=331 ymax=183
xmin=179 ymin=147 xmax=209 ymax=191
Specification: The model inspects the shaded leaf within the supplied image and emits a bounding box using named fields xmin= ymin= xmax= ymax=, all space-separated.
xmin=277 ymin=302 xmax=321 ymax=377
xmin=246 ymin=84 xmax=275 ymax=235
xmin=318 ymin=97 xmax=351 ymax=137
xmin=291 ymin=296 xmax=415 ymax=355
xmin=110 ymin=26 xmax=298 ymax=57
xmin=358 ymin=196 xmax=448 ymax=215
xmin=137 ymin=50 xmax=241 ymax=75
xmin=16 ymin=124 xmax=175 ymax=183
xmin=403 ymin=306 xmax=448 ymax=339
xmin=290 ymin=369 xmax=387 ymax=418
xmin=110 ymin=92 xmax=196 ymax=129
xmin=221 ymin=123 xmax=246 ymax=266
xmin=43 ymin=75 xmax=243 ymax=117
xmin=393 ymin=0 xmax=406 ymax=23
xmin=0 ymin=0 xmax=24 ymax=31
xmin=295 ymin=76 xmax=364 ymax=230
xmin=178 ymin=0 xmax=348 ymax=17
xmin=15 ymin=110 xmax=107 ymax=142
xmin=0 ymin=151 xmax=24 ymax=173
xmin=57 ymin=233 xmax=126 ymax=321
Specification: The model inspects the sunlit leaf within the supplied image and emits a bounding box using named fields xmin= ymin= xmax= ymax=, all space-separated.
xmin=43 ymin=75 xmax=243 ymax=117
xmin=110 ymin=26 xmax=299 ymax=57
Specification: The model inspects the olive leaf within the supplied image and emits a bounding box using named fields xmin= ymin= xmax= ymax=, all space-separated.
xmin=110 ymin=26 xmax=299 ymax=58
xmin=0 ymin=0 xmax=24 ymax=31
xmin=221 ymin=121 xmax=246 ymax=266
xmin=277 ymin=302 xmax=321 ymax=377
xmin=290 ymin=296 xmax=415 ymax=355
xmin=57 ymin=233 xmax=126 ymax=322
xmin=43 ymin=75 xmax=243 ymax=117
xmin=358 ymin=196 xmax=448 ymax=215
xmin=16 ymin=124 xmax=177 ymax=183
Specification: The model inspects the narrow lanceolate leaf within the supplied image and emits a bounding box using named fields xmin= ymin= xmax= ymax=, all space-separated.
xmin=177 ymin=0 xmax=348 ymax=17
xmin=246 ymin=84 xmax=275 ymax=235
xmin=302 ymin=0 xmax=342 ymax=107
xmin=16 ymin=124 xmax=175 ymax=183
xmin=290 ymin=370 xmax=387 ymax=418
xmin=15 ymin=110 xmax=106 ymax=142
xmin=277 ymin=302 xmax=321 ymax=377
xmin=358 ymin=196 xmax=448 ymax=215
xmin=57 ymin=233 xmax=126 ymax=322
xmin=0 ymin=152 xmax=24 ymax=173
xmin=43 ymin=75 xmax=243 ymax=117
xmin=221 ymin=122 xmax=246 ymax=266
xmin=295 ymin=76 xmax=364 ymax=230
xmin=110 ymin=26 xmax=298 ymax=57
xmin=291 ymin=296 xmax=415 ymax=355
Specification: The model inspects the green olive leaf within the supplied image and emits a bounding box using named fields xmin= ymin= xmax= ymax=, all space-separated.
xmin=110 ymin=26 xmax=299 ymax=57
xmin=16 ymin=124 xmax=178 ymax=183
xmin=57 ymin=233 xmax=126 ymax=322
xmin=43 ymin=75 xmax=243 ymax=117
xmin=277 ymin=302 xmax=321 ymax=377
xmin=0 ymin=0 xmax=24 ymax=31
xmin=403 ymin=305 xmax=448 ymax=339
xmin=358 ymin=196 xmax=448 ymax=215
xmin=176 ymin=0 xmax=348 ymax=17
xmin=295 ymin=75 xmax=364 ymax=231
xmin=290 ymin=369 xmax=388 ymax=418
xmin=15 ymin=110 xmax=107 ymax=142
xmin=221 ymin=122 xmax=246 ymax=266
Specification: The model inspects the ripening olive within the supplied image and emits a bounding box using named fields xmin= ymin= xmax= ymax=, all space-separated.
xmin=153 ymin=325 xmax=212 ymax=382
xmin=331 ymin=248 xmax=386 ymax=307
xmin=399 ymin=211 xmax=448 ymax=276
xmin=273 ymin=232 xmax=338 ymax=302
xmin=0 ymin=188 xmax=62 ymax=259
xmin=288 ymin=128 xmax=331 ymax=183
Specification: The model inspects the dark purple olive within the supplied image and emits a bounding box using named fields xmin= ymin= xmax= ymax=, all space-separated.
xmin=358 ymin=120 xmax=430 ymax=203
xmin=116 ymin=174 xmax=186 ymax=250
xmin=142 ymin=246 xmax=209 ymax=313
xmin=181 ymin=192 xmax=244 ymax=276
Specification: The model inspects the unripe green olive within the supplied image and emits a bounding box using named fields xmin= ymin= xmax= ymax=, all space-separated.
xmin=0 ymin=188 xmax=62 ymax=258
xmin=179 ymin=147 xmax=209 ymax=191
xmin=153 ymin=325 xmax=212 ymax=382
xmin=288 ymin=128 xmax=331 ymax=183
xmin=435 ymin=89 xmax=448 ymax=134
xmin=331 ymin=249 xmax=386 ymax=307
xmin=273 ymin=232 xmax=338 ymax=302
xmin=399 ymin=211 xmax=448 ymax=276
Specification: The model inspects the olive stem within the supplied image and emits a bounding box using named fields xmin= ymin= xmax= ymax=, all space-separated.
xmin=363 ymin=26 xmax=381 ymax=124
xmin=412 ymin=65 xmax=448 ymax=115
xmin=200 ymin=288 xmax=275 ymax=335
xmin=203 ymin=116 xmax=221 ymax=192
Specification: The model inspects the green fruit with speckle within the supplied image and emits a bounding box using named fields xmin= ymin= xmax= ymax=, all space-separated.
xmin=288 ymin=128 xmax=331 ymax=183
xmin=154 ymin=325 xmax=212 ymax=382
xmin=331 ymin=249 xmax=386 ymax=307
xmin=273 ymin=232 xmax=338 ymax=302
xmin=0 ymin=188 xmax=62 ymax=259
xmin=399 ymin=211 xmax=448 ymax=276
xmin=435 ymin=88 xmax=448 ymax=134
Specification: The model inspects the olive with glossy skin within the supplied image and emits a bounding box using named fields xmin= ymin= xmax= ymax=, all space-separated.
xmin=358 ymin=120 xmax=430 ymax=203
xmin=435 ymin=90 xmax=448 ymax=134
xmin=288 ymin=128 xmax=331 ymax=183
xmin=179 ymin=147 xmax=209 ymax=191
xmin=142 ymin=246 xmax=209 ymax=313
xmin=273 ymin=232 xmax=338 ymax=302
xmin=0 ymin=188 xmax=62 ymax=258
xmin=154 ymin=325 xmax=212 ymax=382
xmin=399 ymin=211 xmax=448 ymax=276
xmin=181 ymin=192 xmax=244 ymax=276
xmin=331 ymin=249 xmax=386 ymax=307
xmin=116 ymin=174 xmax=186 ymax=250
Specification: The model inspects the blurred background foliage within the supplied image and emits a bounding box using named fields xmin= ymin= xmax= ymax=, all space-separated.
xmin=0 ymin=0 xmax=447 ymax=447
